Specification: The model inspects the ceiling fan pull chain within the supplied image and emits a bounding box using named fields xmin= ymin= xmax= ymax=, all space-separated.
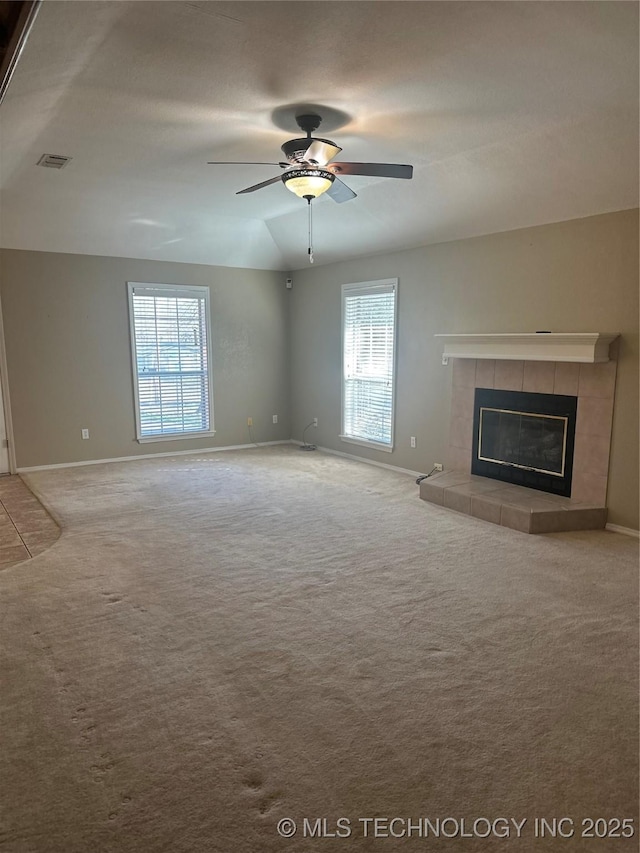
xmin=306 ymin=195 xmax=314 ymax=263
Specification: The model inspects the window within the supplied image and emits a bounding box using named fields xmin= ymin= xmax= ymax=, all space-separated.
xmin=127 ymin=283 xmax=214 ymax=442
xmin=341 ymin=279 xmax=397 ymax=451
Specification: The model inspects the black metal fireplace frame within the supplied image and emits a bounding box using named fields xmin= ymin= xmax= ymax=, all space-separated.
xmin=471 ymin=388 xmax=577 ymax=497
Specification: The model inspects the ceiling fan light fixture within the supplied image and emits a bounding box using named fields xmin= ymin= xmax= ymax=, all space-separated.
xmin=282 ymin=168 xmax=334 ymax=199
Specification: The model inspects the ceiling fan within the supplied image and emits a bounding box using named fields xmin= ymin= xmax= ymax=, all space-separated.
xmin=207 ymin=113 xmax=413 ymax=204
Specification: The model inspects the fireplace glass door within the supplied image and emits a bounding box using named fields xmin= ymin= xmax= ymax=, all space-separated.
xmin=471 ymin=388 xmax=577 ymax=497
xmin=478 ymin=408 xmax=568 ymax=477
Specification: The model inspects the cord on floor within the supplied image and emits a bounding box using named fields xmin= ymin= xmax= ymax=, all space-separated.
xmin=300 ymin=420 xmax=316 ymax=451
xmin=416 ymin=467 xmax=438 ymax=485
xmin=247 ymin=425 xmax=260 ymax=447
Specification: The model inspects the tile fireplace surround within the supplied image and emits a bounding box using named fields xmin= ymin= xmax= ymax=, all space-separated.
xmin=421 ymin=357 xmax=617 ymax=534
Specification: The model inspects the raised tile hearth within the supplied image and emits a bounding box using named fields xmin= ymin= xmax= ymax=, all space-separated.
xmin=420 ymin=471 xmax=607 ymax=534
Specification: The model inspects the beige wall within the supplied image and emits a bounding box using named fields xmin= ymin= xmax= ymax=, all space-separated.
xmin=0 ymin=250 xmax=291 ymax=467
xmin=289 ymin=209 xmax=639 ymax=530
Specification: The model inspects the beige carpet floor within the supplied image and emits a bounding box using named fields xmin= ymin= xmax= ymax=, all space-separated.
xmin=1 ymin=446 xmax=638 ymax=852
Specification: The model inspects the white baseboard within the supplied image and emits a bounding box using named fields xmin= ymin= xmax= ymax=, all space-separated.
xmin=291 ymin=440 xmax=424 ymax=479
xmin=605 ymin=522 xmax=640 ymax=539
xmin=16 ymin=440 xmax=292 ymax=472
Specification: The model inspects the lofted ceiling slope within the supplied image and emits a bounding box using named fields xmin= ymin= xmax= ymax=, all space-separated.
xmin=0 ymin=0 xmax=638 ymax=271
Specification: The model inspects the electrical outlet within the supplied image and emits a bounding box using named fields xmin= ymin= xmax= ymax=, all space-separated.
xmin=247 ymin=417 xmax=253 ymax=427
xmin=313 ymin=417 xmax=318 ymax=428
xmin=272 ymin=414 xmax=278 ymax=424
xmin=410 ymin=436 xmax=416 ymax=448
xmin=81 ymin=428 xmax=90 ymax=440
xmin=433 ymin=462 xmax=443 ymax=472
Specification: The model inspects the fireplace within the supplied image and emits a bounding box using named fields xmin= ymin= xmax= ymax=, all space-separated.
xmin=471 ymin=388 xmax=577 ymax=497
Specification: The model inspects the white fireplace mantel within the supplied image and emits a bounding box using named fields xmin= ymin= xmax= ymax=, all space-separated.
xmin=435 ymin=332 xmax=619 ymax=363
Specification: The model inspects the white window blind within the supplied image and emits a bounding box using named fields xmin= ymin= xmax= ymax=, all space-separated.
xmin=342 ymin=280 xmax=397 ymax=449
xmin=127 ymin=283 xmax=214 ymax=441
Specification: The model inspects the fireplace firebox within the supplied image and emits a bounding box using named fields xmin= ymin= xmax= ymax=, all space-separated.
xmin=471 ymin=388 xmax=577 ymax=497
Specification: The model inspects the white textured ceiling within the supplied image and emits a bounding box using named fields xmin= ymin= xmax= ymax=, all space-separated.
xmin=1 ymin=1 xmax=638 ymax=270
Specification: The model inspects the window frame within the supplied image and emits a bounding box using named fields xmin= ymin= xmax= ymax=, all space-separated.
xmin=127 ymin=282 xmax=215 ymax=443
xmin=340 ymin=278 xmax=398 ymax=453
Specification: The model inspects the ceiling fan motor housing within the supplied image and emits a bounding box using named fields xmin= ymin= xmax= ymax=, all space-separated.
xmin=281 ymin=137 xmax=338 ymax=164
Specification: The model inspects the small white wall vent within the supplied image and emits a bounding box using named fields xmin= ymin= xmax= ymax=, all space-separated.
xmin=37 ymin=154 xmax=72 ymax=169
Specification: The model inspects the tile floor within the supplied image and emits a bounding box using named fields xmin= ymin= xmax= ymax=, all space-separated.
xmin=0 ymin=475 xmax=60 ymax=569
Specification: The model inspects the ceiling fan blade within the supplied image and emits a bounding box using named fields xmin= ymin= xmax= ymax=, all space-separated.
xmin=303 ymin=140 xmax=342 ymax=166
xmin=328 ymin=162 xmax=413 ymax=179
xmin=326 ymin=178 xmax=357 ymax=204
xmin=236 ymin=175 xmax=283 ymax=194
xmin=207 ymin=161 xmax=287 ymax=167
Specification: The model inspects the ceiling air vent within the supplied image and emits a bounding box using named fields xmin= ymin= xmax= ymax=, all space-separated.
xmin=37 ymin=154 xmax=72 ymax=169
